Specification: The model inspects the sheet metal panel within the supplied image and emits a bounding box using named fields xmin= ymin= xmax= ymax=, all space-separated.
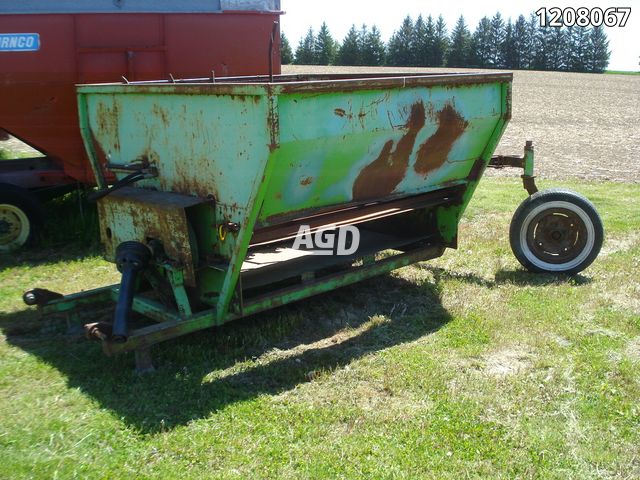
xmin=78 ymin=73 xmax=511 ymax=225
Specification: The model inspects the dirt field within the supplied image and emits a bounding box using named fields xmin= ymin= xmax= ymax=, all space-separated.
xmin=284 ymin=65 xmax=640 ymax=183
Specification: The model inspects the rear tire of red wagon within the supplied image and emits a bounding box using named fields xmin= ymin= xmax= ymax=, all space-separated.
xmin=0 ymin=184 xmax=44 ymax=253
xmin=509 ymin=189 xmax=603 ymax=275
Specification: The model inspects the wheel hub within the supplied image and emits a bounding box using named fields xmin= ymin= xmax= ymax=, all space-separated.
xmin=0 ymin=204 xmax=30 ymax=249
xmin=0 ymin=218 xmax=11 ymax=236
xmin=0 ymin=209 xmax=21 ymax=243
xmin=527 ymin=207 xmax=587 ymax=264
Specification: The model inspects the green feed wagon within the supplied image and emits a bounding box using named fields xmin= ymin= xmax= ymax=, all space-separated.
xmin=24 ymin=73 xmax=604 ymax=371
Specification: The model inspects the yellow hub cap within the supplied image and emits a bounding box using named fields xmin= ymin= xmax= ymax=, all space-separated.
xmin=0 ymin=204 xmax=30 ymax=252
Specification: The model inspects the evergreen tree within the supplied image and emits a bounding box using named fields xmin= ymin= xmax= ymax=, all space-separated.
xmin=446 ymin=15 xmax=471 ymax=67
xmin=336 ymin=25 xmax=361 ymax=66
xmin=433 ymin=15 xmax=449 ymax=67
xmin=526 ymin=13 xmax=539 ymax=69
xmin=357 ymin=24 xmax=369 ymax=65
xmin=291 ymin=11 xmax=611 ymax=73
xmin=501 ymin=19 xmax=516 ymax=68
xmin=425 ymin=15 xmax=439 ymax=66
xmin=295 ymin=27 xmax=317 ymax=65
xmin=488 ymin=12 xmax=506 ymax=67
xmin=587 ymin=26 xmax=610 ymax=72
xmin=361 ymin=25 xmax=386 ymax=66
xmin=314 ymin=22 xmax=338 ymax=65
xmin=412 ymin=15 xmax=429 ymax=66
xmin=280 ymin=33 xmax=294 ymax=65
xmin=532 ymin=16 xmax=554 ymax=70
xmin=568 ymin=26 xmax=590 ymax=72
xmin=470 ymin=17 xmax=492 ymax=67
xmin=548 ymin=25 xmax=568 ymax=70
xmin=511 ymin=15 xmax=530 ymax=69
xmin=387 ymin=16 xmax=414 ymax=66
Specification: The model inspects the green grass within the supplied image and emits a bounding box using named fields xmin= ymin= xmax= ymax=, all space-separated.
xmin=0 ymin=147 xmax=14 ymax=160
xmin=605 ymin=70 xmax=640 ymax=75
xmin=1 ymin=178 xmax=639 ymax=479
xmin=37 ymin=189 xmax=101 ymax=249
xmin=0 ymin=147 xmax=42 ymax=160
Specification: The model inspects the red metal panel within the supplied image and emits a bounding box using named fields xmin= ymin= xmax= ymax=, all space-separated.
xmin=76 ymin=14 xmax=165 ymax=83
xmin=165 ymin=13 xmax=281 ymax=78
xmin=0 ymin=11 xmax=281 ymax=184
xmin=75 ymin=14 xmax=164 ymax=47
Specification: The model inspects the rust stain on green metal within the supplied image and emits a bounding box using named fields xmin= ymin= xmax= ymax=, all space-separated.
xmin=414 ymin=104 xmax=469 ymax=176
xmin=352 ymin=101 xmax=425 ymax=201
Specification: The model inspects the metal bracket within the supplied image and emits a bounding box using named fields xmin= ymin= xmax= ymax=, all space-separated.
xmin=488 ymin=141 xmax=538 ymax=196
xmin=164 ymin=266 xmax=193 ymax=318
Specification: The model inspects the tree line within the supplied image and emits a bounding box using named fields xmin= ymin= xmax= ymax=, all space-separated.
xmin=281 ymin=12 xmax=611 ymax=73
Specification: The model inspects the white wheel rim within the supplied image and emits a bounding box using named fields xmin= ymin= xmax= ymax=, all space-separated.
xmin=0 ymin=203 xmax=31 ymax=252
xmin=519 ymin=200 xmax=595 ymax=272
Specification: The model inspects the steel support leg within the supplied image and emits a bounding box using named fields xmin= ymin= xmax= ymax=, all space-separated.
xmin=134 ymin=347 xmax=155 ymax=375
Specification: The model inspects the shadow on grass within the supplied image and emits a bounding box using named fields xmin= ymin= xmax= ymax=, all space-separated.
xmin=494 ymin=269 xmax=593 ymax=286
xmin=428 ymin=266 xmax=593 ymax=287
xmin=0 ymin=273 xmax=451 ymax=434
xmin=0 ymin=244 xmax=102 ymax=270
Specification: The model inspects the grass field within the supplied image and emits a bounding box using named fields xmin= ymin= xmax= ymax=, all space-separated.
xmin=1 ymin=177 xmax=638 ymax=479
xmin=0 ymin=147 xmax=41 ymax=160
xmin=605 ymin=70 xmax=640 ymax=75
xmin=0 ymin=134 xmax=43 ymax=160
xmin=0 ymin=147 xmax=15 ymax=160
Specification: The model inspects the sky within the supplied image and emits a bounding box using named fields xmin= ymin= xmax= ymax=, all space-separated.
xmin=280 ymin=0 xmax=639 ymax=71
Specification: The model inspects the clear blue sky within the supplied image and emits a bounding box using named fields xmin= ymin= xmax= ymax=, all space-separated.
xmin=281 ymin=0 xmax=638 ymax=71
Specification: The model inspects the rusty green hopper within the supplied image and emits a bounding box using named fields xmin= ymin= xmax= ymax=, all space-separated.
xmin=24 ymin=73 xmax=603 ymax=370
xmin=76 ymin=73 xmax=513 ymax=360
xmin=27 ymin=72 xmax=604 ymax=370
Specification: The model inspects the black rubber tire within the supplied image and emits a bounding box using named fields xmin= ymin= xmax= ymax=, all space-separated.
xmin=509 ymin=188 xmax=604 ymax=275
xmin=0 ymin=184 xmax=44 ymax=252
